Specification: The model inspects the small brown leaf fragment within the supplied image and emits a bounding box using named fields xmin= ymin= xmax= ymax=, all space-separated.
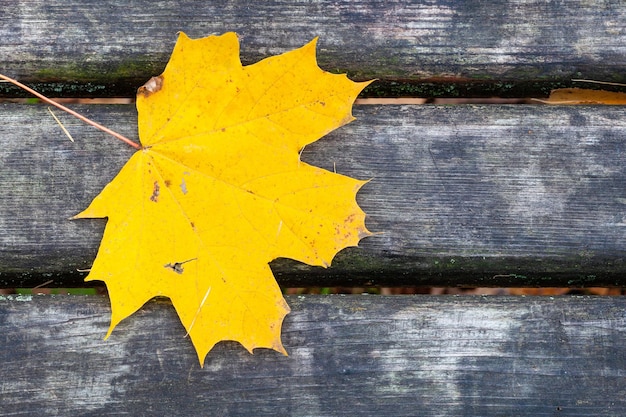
xmin=138 ymin=76 xmax=164 ymax=97
xmin=541 ymin=88 xmax=626 ymax=105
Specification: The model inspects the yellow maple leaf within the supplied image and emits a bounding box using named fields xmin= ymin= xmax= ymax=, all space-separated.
xmin=74 ymin=32 xmax=372 ymax=365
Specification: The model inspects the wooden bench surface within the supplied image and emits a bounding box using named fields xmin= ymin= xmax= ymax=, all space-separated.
xmin=1 ymin=104 xmax=626 ymax=287
xmin=1 ymin=1 xmax=626 ymax=416
xmin=2 ymin=294 xmax=626 ymax=416
xmin=1 ymin=0 xmax=625 ymax=97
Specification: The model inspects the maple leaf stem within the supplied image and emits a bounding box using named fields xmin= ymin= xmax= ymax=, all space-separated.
xmin=0 ymin=73 xmax=141 ymax=149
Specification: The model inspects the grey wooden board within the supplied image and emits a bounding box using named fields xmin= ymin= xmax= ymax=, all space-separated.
xmin=1 ymin=103 xmax=625 ymax=288
xmin=0 ymin=0 xmax=625 ymax=97
xmin=1 ymin=294 xmax=626 ymax=416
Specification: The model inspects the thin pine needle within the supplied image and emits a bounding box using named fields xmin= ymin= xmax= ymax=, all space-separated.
xmin=47 ymin=107 xmax=74 ymax=142
xmin=33 ymin=280 xmax=54 ymax=289
xmin=185 ymin=286 xmax=212 ymax=338
xmin=0 ymin=73 xmax=140 ymax=149
xmin=571 ymin=79 xmax=626 ymax=87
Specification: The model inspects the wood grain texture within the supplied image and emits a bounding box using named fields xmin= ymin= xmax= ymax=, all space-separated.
xmin=1 ymin=294 xmax=625 ymax=416
xmin=0 ymin=0 xmax=625 ymax=97
xmin=1 ymin=103 xmax=625 ymax=288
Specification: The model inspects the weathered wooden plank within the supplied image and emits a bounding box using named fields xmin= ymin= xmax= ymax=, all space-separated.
xmin=1 ymin=103 xmax=625 ymax=288
xmin=1 ymin=0 xmax=625 ymax=97
xmin=1 ymin=294 xmax=625 ymax=416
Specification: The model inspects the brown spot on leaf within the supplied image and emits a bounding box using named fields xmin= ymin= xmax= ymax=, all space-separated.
xmin=150 ymin=181 xmax=160 ymax=202
xmin=164 ymin=258 xmax=197 ymax=274
xmin=165 ymin=179 xmax=171 ymax=187
xmin=138 ymin=76 xmax=164 ymax=97
xmin=164 ymin=262 xmax=185 ymax=274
